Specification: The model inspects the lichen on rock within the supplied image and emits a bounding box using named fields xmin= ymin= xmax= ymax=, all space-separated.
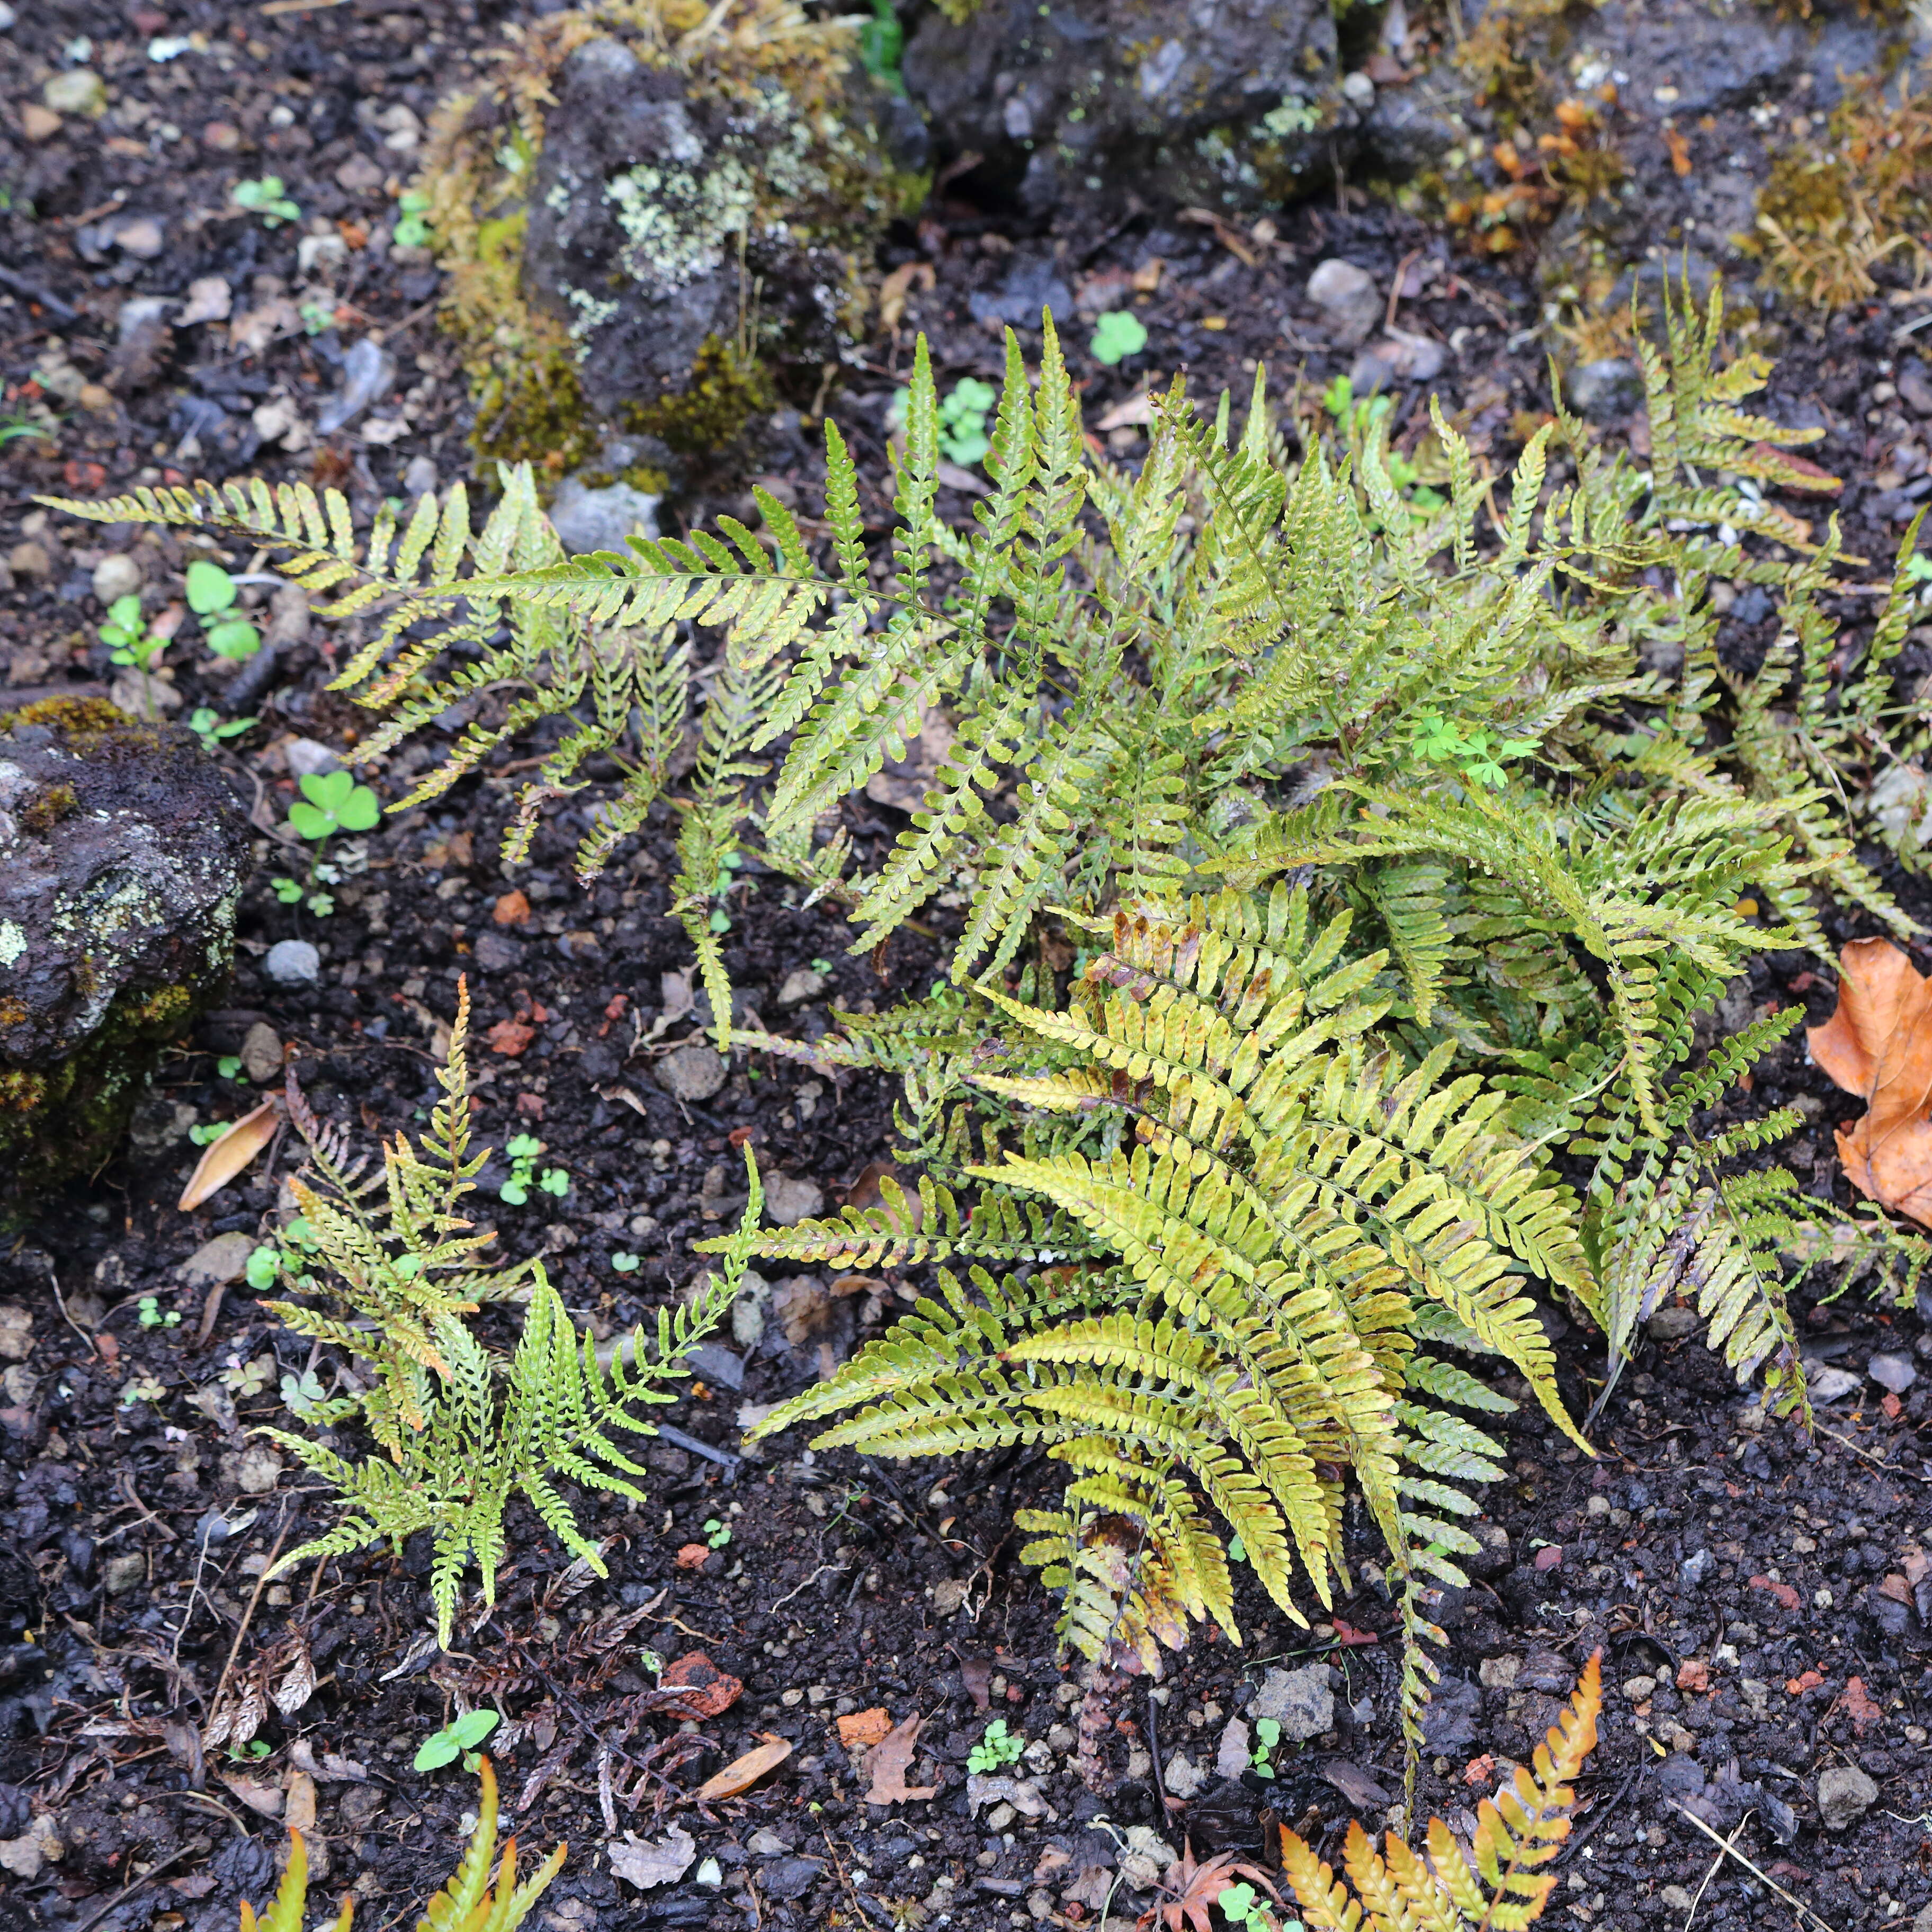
xmin=0 ymin=699 xmax=248 ymax=1210
xmin=419 ymin=0 xmax=925 ymax=482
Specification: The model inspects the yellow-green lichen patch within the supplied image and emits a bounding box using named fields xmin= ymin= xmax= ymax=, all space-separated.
xmin=624 ymin=333 xmax=776 ymax=453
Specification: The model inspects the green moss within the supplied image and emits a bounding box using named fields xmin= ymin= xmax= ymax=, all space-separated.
xmin=2 ymin=695 xmax=131 ymax=737
xmin=623 ymin=334 xmax=776 ymax=456
xmin=19 ymin=783 xmax=77 ymax=834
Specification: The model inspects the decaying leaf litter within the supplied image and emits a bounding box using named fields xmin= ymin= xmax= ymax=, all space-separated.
xmin=3 ymin=1 xmax=1932 ymax=1929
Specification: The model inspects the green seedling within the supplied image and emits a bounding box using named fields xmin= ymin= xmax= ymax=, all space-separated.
xmin=1229 ymin=1534 xmax=1247 ymax=1563
xmin=217 ymin=1054 xmax=244 ymax=1079
xmin=1089 ymin=310 xmax=1148 ymax=365
xmin=299 ymin=299 xmax=336 ymax=337
xmin=233 ymin=175 xmax=300 ymax=227
xmin=185 ymin=559 xmax=262 ymax=659
xmin=227 ymin=1739 xmax=273 ymax=1763
xmin=703 ymin=1517 xmax=732 ymax=1550
xmin=187 ymin=706 xmax=256 ymax=755
xmin=287 ymin=768 xmax=381 ymax=843
xmin=245 ymin=1245 xmax=280 ymax=1290
xmin=811 ymin=956 xmax=832 ymax=975
xmin=137 ymin=1295 xmax=180 ymax=1329
xmin=1410 ymin=712 xmax=1538 ymax=790
xmin=393 ymin=189 xmax=433 ymax=248
xmin=0 ymin=413 xmax=55 ymax=448
xmin=100 ymin=593 xmax=167 ymax=671
xmin=938 ymin=377 xmax=996 ymax=467
xmin=500 ymin=1132 xmax=543 ymax=1205
xmin=538 ymin=1166 xmax=570 ymax=1198
xmin=413 ymin=1707 xmax=499 ymax=1772
xmin=1250 ymin=1715 xmax=1282 ymax=1779
xmin=1217 ymin=1881 xmax=1295 ymax=1930
xmin=188 ymin=1122 xmax=226 ymax=1146
xmin=611 ymin=1251 xmax=641 ymax=1273
xmin=968 ymin=1717 xmax=1024 ymax=1773
xmin=280 ymin=1366 xmax=328 ymax=1416
xmin=858 ymin=0 xmax=904 ymax=92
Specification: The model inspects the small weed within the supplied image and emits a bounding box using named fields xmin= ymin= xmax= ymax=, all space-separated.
xmin=413 ymin=1707 xmax=499 ymax=1772
xmin=937 ymin=377 xmax=996 ymax=466
xmin=245 ymin=1245 xmax=280 ymax=1290
xmin=1217 ymin=1882 xmax=1294 ymax=1930
xmin=217 ymin=1054 xmax=244 ymax=1079
xmin=611 ymin=1251 xmax=641 ymax=1272
xmin=187 ymin=1122 xmax=226 ymax=1146
xmin=281 ymin=1366 xmax=328 ymax=1415
xmin=703 ymin=1516 xmax=732 ymax=1549
xmin=137 ymin=1296 xmax=180 ymax=1329
xmin=100 ymin=593 xmax=167 ymax=672
xmin=286 ymin=768 xmax=381 ymax=844
xmin=811 ymin=956 xmax=833 ymax=975
xmin=500 ymin=1132 xmax=543 ymax=1205
xmin=232 ymin=175 xmax=300 ymax=227
xmin=858 ymin=0 xmax=904 ymax=94
xmin=227 ymin=1739 xmax=273 ymax=1763
xmin=393 ymin=190 xmax=433 ymax=249
xmin=1410 ymin=711 xmax=1538 ymax=790
xmin=187 ymin=706 xmax=255 ymax=755
xmin=299 ymin=299 xmax=336 ymax=337
xmin=968 ymin=1718 xmax=1024 ymax=1773
xmin=1089 ymin=310 xmax=1148 ymax=365
xmin=185 ymin=559 xmax=262 ymax=660
xmin=272 ymin=874 xmax=335 ymax=917
xmin=1250 ymin=1716 xmax=1282 ymax=1778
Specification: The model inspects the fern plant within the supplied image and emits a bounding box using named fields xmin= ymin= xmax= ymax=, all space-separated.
xmin=260 ymin=979 xmax=764 ymax=1644
xmin=241 ymin=1759 xmax=562 ymax=1932
xmin=1278 ymin=1652 xmax=1600 ymax=1931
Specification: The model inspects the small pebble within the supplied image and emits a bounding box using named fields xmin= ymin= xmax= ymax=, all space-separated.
xmin=1868 ymin=1351 xmax=1918 ymax=1394
xmin=777 ymin=966 xmax=826 ymax=1007
xmin=1305 ymin=258 xmax=1381 ymax=347
xmin=1807 ymin=1364 xmax=1861 ymax=1402
xmin=92 ymin=553 xmax=142 ymax=604
xmin=656 ymin=1043 xmax=727 ymax=1102
xmin=43 ymin=69 xmax=106 ymax=117
xmin=1816 ymin=1764 xmax=1879 ymax=1831
xmin=763 ymin=1175 xmax=825 ymax=1226
xmin=264 ymin=938 xmax=320 ymax=986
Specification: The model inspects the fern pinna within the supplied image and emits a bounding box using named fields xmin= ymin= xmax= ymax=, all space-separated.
xmin=729 ymin=888 xmax=1584 ymax=1700
xmin=261 ymin=981 xmax=766 ymax=1645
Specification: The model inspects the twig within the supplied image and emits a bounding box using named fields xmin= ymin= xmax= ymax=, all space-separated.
xmin=766 ymin=1563 xmax=845 ymax=1613
xmin=1814 ymin=1419 xmax=1928 ymax=1480
xmin=204 ymin=1513 xmax=293 ymax=1724
xmin=117 ymin=1468 xmax=178 ymax=1544
xmin=0 ymin=265 xmax=79 ymax=319
xmin=1682 ymin=1809 xmax=1750 ymax=1931
xmin=1668 ymin=1801 xmax=1837 ymax=1932
xmin=70 ymin=1847 xmax=193 ymax=1932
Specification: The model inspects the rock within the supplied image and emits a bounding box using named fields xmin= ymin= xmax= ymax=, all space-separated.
xmin=316 ymin=337 xmax=396 ymax=436
xmin=657 ymin=1043 xmax=727 ymax=1102
xmin=1869 ymin=1352 xmax=1918 ymax=1394
xmin=335 ymin=153 xmax=385 ymax=194
xmin=109 ymin=670 xmax=184 ymax=717
xmin=904 ymin=0 xmax=1338 ymax=218
xmin=103 ymin=1552 xmax=145 ymax=1595
xmin=1659 ymin=1886 xmax=1694 ymax=1913
xmin=1478 ymin=1654 xmax=1519 ymax=1689
xmin=1306 ymin=260 xmax=1381 ymax=347
xmin=43 ymin=69 xmax=106 ymax=118
xmin=1161 ymin=1750 xmax=1204 ymax=1800
xmin=0 ymin=1307 xmax=31 ymax=1362
xmin=110 ymin=217 xmax=165 ymax=261
xmin=7 ymin=543 xmax=50 ymax=580
xmin=1808 ymin=1364 xmax=1861 ymax=1403
xmin=764 ymin=1175 xmax=825 ymax=1226
xmin=1899 ymin=365 xmax=1932 ymax=419
xmin=1815 ymin=1764 xmax=1878 ymax=1831
xmin=1569 ymin=0 xmax=1804 ymax=122
xmin=401 ymin=455 xmax=439 ymax=498
xmin=283 ymin=738 xmax=342 ymax=780
xmin=1680 ymin=1548 xmax=1713 ymax=1588
xmin=967 ymin=256 xmax=1075 ymax=331
xmin=759 ymin=1857 xmax=823 ymax=1902
xmin=179 ymin=276 xmax=233 ymax=326
xmin=1648 ymin=1304 xmax=1701 ymax=1340
xmin=1361 ymin=73 xmax=1466 ymax=176
xmin=1466 ymin=1519 xmax=1511 ymax=1580
xmin=1419 ymin=1673 xmax=1481 ymax=1753
xmin=730 ymin=1268 xmax=772 ymax=1348
xmin=1565 ymin=358 xmax=1644 ymax=424
xmin=264 ymin=940 xmax=320 ymax=987
xmin=20 ymin=104 xmax=61 ymax=143
xmin=472 ymin=932 xmax=524 ymax=974
xmin=1915 ymin=1901 xmax=1932 ymax=1932
xmin=1251 ymin=1663 xmax=1334 ymax=1741
xmin=1350 ymin=326 xmax=1444 ymax=395
xmin=241 ymin=1022 xmax=283 ymax=1084
xmin=232 ymin=1444 xmax=283 ymax=1495
xmin=0 ymin=700 xmax=248 ymax=1199
xmin=777 ymin=967 xmax=826 ymax=1006
xmin=548 ymin=476 xmax=660 ymax=556
xmin=181 ymin=1231 xmax=257 ymax=1289
xmin=91 ymin=554 xmax=143 ymax=604
xmin=428 ymin=13 xmax=911 ymax=474
xmin=1213 ymin=1717 xmax=1250 ymax=1780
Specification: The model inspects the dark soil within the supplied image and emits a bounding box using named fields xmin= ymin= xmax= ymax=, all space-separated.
xmin=3 ymin=5 xmax=1931 ymax=1931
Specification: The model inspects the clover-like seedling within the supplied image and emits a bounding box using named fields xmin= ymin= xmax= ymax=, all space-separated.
xmin=611 ymin=1251 xmax=641 ymax=1273
xmin=938 ymin=377 xmax=997 ymax=467
xmin=500 ymin=1132 xmax=543 ymax=1205
xmin=185 ymin=559 xmax=262 ymax=659
xmin=281 ymin=1367 xmax=328 ymax=1417
xmin=101 ymin=593 xmax=167 ymax=670
xmin=414 ymin=1707 xmax=499 ymax=1772
xmin=392 ymin=189 xmax=433 ymax=248
xmin=188 ymin=1122 xmax=225 ymax=1146
xmin=245 ymin=1245 xmax=280 ymax=1290
xmin=137 ymin=1295 xmax=180 ymax=1329
xmin=704 ymin=1517 xmax=732 ymax=1550
xmin=539 ymin=1166 xmax=570 ymax=1198
xmin=1089 ymin=310 xmax=1148 ymax=366
xmin=1215 ymin=1881 xmax=1287 ymax=1930
xmin=287 ymin=768 xmax=381 ymax=843
xmin=967 ymin=1718 xmax=1024 ymax=1773
xmin=218 ymin=1054 xmax=244 ymax=1079
xmin=233 ymin=175 xmax=300 ymax=227
xmin=1250 ymin=1715 xmax=1282 ymax=1779
xmin=188 ymin=706 xmax=255 ymax=755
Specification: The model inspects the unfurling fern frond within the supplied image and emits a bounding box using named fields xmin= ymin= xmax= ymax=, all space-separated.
xmin=260 ymin=978 xmax=757 ymax=1645
xmin=1279 ymin=1652 xmax=1600 ymax=1931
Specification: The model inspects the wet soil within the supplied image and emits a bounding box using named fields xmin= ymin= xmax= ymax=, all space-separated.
xmin=3 ymin=4 xmax=1931 ymax=1930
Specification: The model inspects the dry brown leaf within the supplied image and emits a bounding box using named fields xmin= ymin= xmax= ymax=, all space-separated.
xmin=1807 ymin=938 xmax=1932 ymax=1223
xmin=864 ymin=1714 xmax=937 ymax=1804
xmin=836 ymin=1707 xmax=893 ymax=1749
xmin=695 ymin=1735 xmax=792 ymax=1802
xmin=217 ymin=1772 xmax=283 ymax=1817
xmin=177 ymin=1100 xmax=279 ymax=1211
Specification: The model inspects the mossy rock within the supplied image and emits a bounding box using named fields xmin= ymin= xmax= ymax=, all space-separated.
xmin=0 ymin=699 xmax=247 ymax=1211
xmin=419 ymin=0 xmax=927 ymax=482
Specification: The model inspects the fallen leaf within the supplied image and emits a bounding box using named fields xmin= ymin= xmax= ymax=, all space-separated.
xmin=493 ymin=890 xmax=531 ymax=926
xmin=661 ymin=1651 xmax=743 ymax=1718
xmin=674 ymin=1542 xmax=711 ymax=1570
xmin=837 ymin=1707 xmax=895 ymax=1749
xmin=1841 ymin=1676 xmax=1884 ymax=1734
xmin=864 ymin=1714 xmax=937 ymax=1804
xmin=1664 ymin=124 xmax=1692 ymax=176
xmin=486 ymin=1016 xmax=536 ymax=1057
xmin=177 ymin=1100 xmax=279 ymax=1211
xmin=608 ymin=1826 xmax=695 ymax=1889
xmin=696 ymin=1736 xmax=792 ymax=1802
xmin=218 ymin=1772 xmax=283 ymax=1818
xmin=1330 ymin=1618 xmax=1379 ymax=1647
xmin=1808 ymin=939 xmax=1932 ymax=1224
xmin=1318 ymin=1758 xmax=1391 ymax=1808
xmin=877 ymin=259 xmax=936 ymax=332
xmin=283 ymin=1768 xmax=317 ymax=1835
xmin=959 ymin=1655 xmax=992 ymax=1712
xmin=1096 ymin=391 xmax=1158 ymax=432
xmin=1750 ymin=442 xmax=1840 ymax=491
